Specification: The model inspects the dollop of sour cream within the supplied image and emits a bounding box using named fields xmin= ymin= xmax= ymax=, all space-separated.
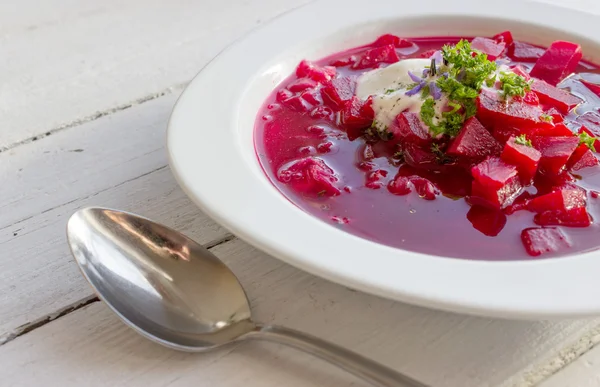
xmin=356 ymin=58 xmax=447 ymax=129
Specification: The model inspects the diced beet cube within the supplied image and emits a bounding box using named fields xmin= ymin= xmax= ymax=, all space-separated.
xmin=550 ymin=123 xmax=574 ymax=136
xmin=493 ymin=31 xmax=514 ymax=46
xmin=409 ymin=176 xmax=440 ymax=200
xmin=418 ymin=49 xmax=438 ymax=59
xmin=471 ymin=37 xmax=506 ymax=60
xmin=296 ymin=60 xmax=336 ymax=83
xmin=508 ymin=41 xmax=546 ymax=62
xmin=534 ymin=207 xmax=592 ymax=227
xmin=492 ymin=126 xmax=521 ymax=143
xmin=278 ymin=157 xmax=340 ymax=198
xmin=372 ymin=34 xmax=413 ymax=48
xmin=526 ymin=123 xmax=573 ymax=137
xmin=567 ymin=144 xmax=589 ymax=169
xmin=581 ymin=79 xmax=600 ymax=98
xmin=361 ymin=96 xmax=375 ymax=119
xmin=287 ymin=78 xmax=318 ymax=92
xmin=310 ymin=106 xmax=335 ymax=121
xmin=512 ymin=91 xmax=538 ymax=106
xmin=530 ymin=41 xmax=582 ymax=86
xmin=511 ymin=65 xmax=531 ymax=80
xmin=467 ymin=206 xmax=507 ymax=237
xmin=471 ymin=157 xmax=522 ymax=209
xmin=528 ymin=187 xmax=586 ymax=213
xmin=477 ymin=90 xmax=547 ymax=130
xmin=329 ymin=56 xmax=356 ymax=67
xmin=321 ymin=76 xmax=356 ymax=110
xmin=341 ymin=97 xmax=374 ymax=139
xmin=567 ymin=144 xmax=599 ymax=171
xmin=501 ymin=136 xmax=541 ymax=182
xmin=403 ymin=143 xmax=438 ymax=169
xmin=276 ymin=89 xmax=312 ymax=112
xmin=447 ymin=117 xmax=501 ymax=161
xmin=531 ymin=136 xmax=579 ymax=174
xmin=365 ymin=169 xmax=388 ymax=190
xmin=521 ymin=91 xmax=540 ymax=105
xmin=352 ymin=44 xmax=400 ymax=70
xmin=530 ymin=79 xmax=582 ymax=113
xmin=276 ymin=88 xmax=293 ymax=103
xmin=534 ymin=171 xmax=576 ymax=195
xmin=572 ymin=150 xmax=599 ymax=171
xmin=521 ymin=227 xmax=571 ymax=256
xmin=390 ymin=112 xmax=431 ymax=146
xmin=388 ymin=175 xmax=412 ymax=196
xmin=300 ymin=89 xmax=322 ymax=106
xmin=504 ymin=191 xmax=534 ymax=214
xmin=545 ymin=107 xmax=564 ymax=123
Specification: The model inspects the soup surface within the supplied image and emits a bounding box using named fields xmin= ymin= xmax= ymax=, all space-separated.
xmin=254 ymin=33 xmax=600 ymax=260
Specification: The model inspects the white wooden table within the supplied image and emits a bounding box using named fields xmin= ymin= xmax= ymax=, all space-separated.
xmin=2 ymin=1 xmax=600 ymax=386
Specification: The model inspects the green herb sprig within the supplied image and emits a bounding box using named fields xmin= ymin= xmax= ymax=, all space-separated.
xmin=514 ymin=134 xmax=532 ymax=147
xmin=419 ymin=40 xmax=497 ymax=137
xmin=499 ymin=71 xmax=532 ymax=98
xmin=579 ymin=131 xmax=598 ymax=152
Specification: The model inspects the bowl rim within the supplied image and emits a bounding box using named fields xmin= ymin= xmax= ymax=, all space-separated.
xmin=168 ymin=0 xmax=600 ymax=319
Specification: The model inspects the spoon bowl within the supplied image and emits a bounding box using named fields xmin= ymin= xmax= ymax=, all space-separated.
xmin=67 ymin=207 xmax=427 ymax=387
xmin=67 ymin=207 xmax=253 ymax=351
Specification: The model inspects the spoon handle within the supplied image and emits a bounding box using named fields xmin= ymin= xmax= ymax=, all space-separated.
xmin=244 ymin=324 xmax=428 ymax=387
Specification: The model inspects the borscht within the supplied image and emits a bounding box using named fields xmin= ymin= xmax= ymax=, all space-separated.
xmin=254 ymin=31 xmax=600 ymax=260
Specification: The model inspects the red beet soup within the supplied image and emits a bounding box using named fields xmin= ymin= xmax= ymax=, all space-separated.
xmin=254 ymin=32 xmax=600 ymax=260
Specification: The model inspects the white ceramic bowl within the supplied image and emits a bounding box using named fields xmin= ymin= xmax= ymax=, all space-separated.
xmin=168 ymin=0 xmax=600 ymax=319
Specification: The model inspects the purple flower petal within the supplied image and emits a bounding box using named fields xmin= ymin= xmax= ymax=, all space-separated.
xmin=422 ymin=68 xmax=430 ymax=77
xmin=430 ymin=50 xmax=443 ymax=65
xmin=441 ymin=72 xmax=449 ymax=78
xmin=408 ymin=70 xmax=422 ymax=83
xmin=429 ymin=82 xmax=442 ymax=100
xmin=495 ymin=58 xmax=510 ymax=66
xmin=405 ymin=81 xmax=424 ymax=96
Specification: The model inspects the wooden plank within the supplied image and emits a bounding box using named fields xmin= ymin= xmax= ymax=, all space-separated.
xmin=539 ymin=329 xmax=600 ymax=387
xmin=0 ymin=91 xmax=179 ymax=230
xmin=1 ymin=238 xmax=600 ymax=387
xmin=0 ymin=0 xmax=310 ymax=149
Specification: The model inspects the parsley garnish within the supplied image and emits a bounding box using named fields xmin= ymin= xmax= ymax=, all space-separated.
xmin=430 ymin=142 xmax=454 ymax=164
xmin=441 ymin=40 xmax=497 ymax=90
xmin=579 ymin=131 xmax=597 ymax=152
xmin=420 ymin=98 xmax=443 ymax=135
xmin=385 ymin=89 xmax=397 ymax=94
xmin=540 ymin=113 xmax=554 ymax=122
xmin=499 ymin=71 xmax=532 ymax=98
xmin=419 ymin=40 xmax=497 ymax=137
xmin=514 ymin=134 xmax=532 ymax=147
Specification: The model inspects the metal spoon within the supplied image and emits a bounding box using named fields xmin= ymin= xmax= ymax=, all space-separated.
xmin=67 ymin=207 xmax=427 ymax=387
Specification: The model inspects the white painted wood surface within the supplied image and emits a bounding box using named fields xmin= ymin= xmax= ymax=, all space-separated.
xmin=3 ymin=0 xmax=600 ymax=386
xmin=541 ymin=334 xmax=600 ymax=387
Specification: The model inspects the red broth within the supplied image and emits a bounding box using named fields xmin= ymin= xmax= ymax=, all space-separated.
xmin=254 ymin=36 xmax=600 ymax=260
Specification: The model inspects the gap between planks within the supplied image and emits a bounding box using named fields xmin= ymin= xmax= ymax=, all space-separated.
xmin=0 ymin=84 xmax=184 ymax=153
